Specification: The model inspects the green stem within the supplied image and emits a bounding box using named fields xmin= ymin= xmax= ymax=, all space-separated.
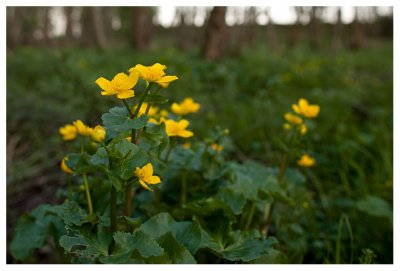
xmin=181 ymin=171 xmax=188 ymax=205
xmin=124 ymin=182 xmax=133 ymax=216
xmin=261 ymin=128 xmax=296 ymax=235
xmin=67 ymin=175 xmax=72 ymax=198
xmin=164 ymin=137 xmax=176 ymax=162
xmin=82 ymin=174 xmax=93 ymax=215
xmin=110 ymin=185 xmax=117 ymax=232
xmin=132 ymin=83 xmax=153 ymax=118
xmin=244 ymin=202 xmax=256 ymax=231
xmin=122 ymin=99 xmax=133 ymax=118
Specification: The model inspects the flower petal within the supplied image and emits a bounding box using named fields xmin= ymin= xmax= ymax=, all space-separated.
xmin=299 ymin=98 xmax=309 ymax=110
xmin=95 ymin=77 xmax=114 ymax=92
xmin=143 ymin=163 xmax=153 ymax=177
xmin=146 ymin=176 xmax=161 ymax=184
xmin=116 ymin=89 xmax=135 ymax=99
xmin=179 ymin=130 xmax=194 ymax=138
xmin=292 ymin=104 xmax=301 ymax=114
xmin=157 ymin=75 xmax=178 ymax=84
xmin=139 ymin=180 xmax=153 ymax=191
xmin=178 ymin=119 xmax=190 ymax=129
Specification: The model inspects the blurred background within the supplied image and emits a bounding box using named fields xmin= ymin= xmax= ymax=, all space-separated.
xmin=7 ymin=6 xmax=393 ymax=263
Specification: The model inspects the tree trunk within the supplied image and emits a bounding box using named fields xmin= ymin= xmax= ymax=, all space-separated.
xmin=308 ymin=7 xmax=323 ymax=50
xmin=331 ymin=7 xmax=342 ymax=54
xmin=7 ymin=7 xmax=23 ymax=50
xmin=202 ymin=6 xmax=228 ymax=60
xmin=92 ymin=7 xmax=108 ymax=49
xmin=42 ymin=7 xmax=52 ymax=46
xmin=349 ymin=7 xmax=365 ymax=50
xmin=265 ymin=8 xmax=278 ymax=52
xmin=64 ymin=7 xmax=74 ymax=44
xmin=80 ymin=7 xmax=96 ymax=47
xmin=131 ymin=7 xmax=152 ymax=51
xmin=288 ymin=7 xmax=304 ymax=48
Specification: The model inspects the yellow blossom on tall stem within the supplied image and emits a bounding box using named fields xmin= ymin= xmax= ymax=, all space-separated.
xmin=211 ymin=143 xmax=224 ymax=152
xmin=299 ymin=123 xmax=307 ymax=135
xmin=61 ymin=157 xmax=74 ymax=174
xmin=91 ymin=125 xmax=106 ymax=143
xmin=133 ymin=102 xmax=159 ymax=117
xmin=284 ymin=113 xmax=303 ymax=125
xmin=297 ymin=154 xmax=315 ymax=167
xmin=171 ymin=98 xmax=201 ymax=115
xmin=182 ymin=142 xmax=191 ymax=149
xmin=164 ymin=119 xmax=194 ymax=138
xmin=73 ymin=120 xmax=94 ymax=137
xmin=129 ymin=63 xmax=178 ymax=88
xmin=292 ymin=98 xmax=320 ymax=118
xmin=135 ymin=163 xmax=161 ymax=191
xmin=95 ymin=71 xmax=139 ymax=99
xmin=59 ymin=124 xmax=77 ymax=141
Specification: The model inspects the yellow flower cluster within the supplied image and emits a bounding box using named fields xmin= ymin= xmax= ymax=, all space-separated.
xmin=59 ymin=120 xmax=106 ymax=143
xmin=130 ymin=63 xmax=178 ymax=88
xmin=283 ymin=98 xmax=320 ymax=136
xmin=164 ymin=119 xmax=193 ymax=138
xmin=297 ymin=154 xmax=315 ymax=167
xmin=95 ymin=63 xmax=178 ymax=100
xmin=171 ymin=98 xmax=201 ymax=116
xmin=135 ymin=163 xmax=161 ymax=191
xmin=292 ymin=98 xmax=320 ymax=118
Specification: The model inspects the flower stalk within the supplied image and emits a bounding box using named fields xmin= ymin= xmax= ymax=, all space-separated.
xmin=82 ymin=174 xmax=93 ymax=215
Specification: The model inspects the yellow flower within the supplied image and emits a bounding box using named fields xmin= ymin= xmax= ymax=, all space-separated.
xmin=164 ymin=119 xmax=194 ymax=138
xmin=135 ymin=163 xmax=161 ymax=191
xmin=95 ymin=71 xmax=138 ymax=99
xmin=73 ymin=120 xmax=94 ymax=137
xmin=211 ymin=143 xmax=223 ymax=152
xmin=171 ymin=98 xmax=201 ymax=116
xmin=297 ymin=154 xmax=315 ymax=167
xmin=129 ymin=63 xmax=178 ymax=88
xmin=59 ymin=124 xmax=77 ymax=141
xmin=292 ymin=98 xmax=320 ymax=118
xmin=160 ymin=110 xmax=169 ymax=117
xmin=299 ymin=124 xmax=307 ymax=135
xmin=283 ymin=123 xmax=292 ymax=130
xmin=61 ymin=157 xmax=74 ymax=174
xmin=284 ymin=113 xmax=303 ymax=125
xmin=91 ymin=125 xmax=106 ymax=143
xmin=133 ymin=102 xmax=159 ymax=117
xmin=182 ymin=142 xmax=191 ymax=149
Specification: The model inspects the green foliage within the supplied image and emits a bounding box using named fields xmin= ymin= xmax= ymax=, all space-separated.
xmin=7 ymin=42 xmax=393 ymax=263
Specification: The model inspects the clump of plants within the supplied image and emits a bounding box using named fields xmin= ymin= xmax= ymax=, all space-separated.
xmin=10 ymin=63 xmax=320 ymax=264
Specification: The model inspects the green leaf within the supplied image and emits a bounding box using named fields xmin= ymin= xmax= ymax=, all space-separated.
xmin=74 ymin=164 xmax=106 ymax=174
xmin=107 ymin=170 xmax=123 ymax=191
xmin=109 ymin=139 xmax=140 ymax=160
xmin=10 ymin=205 xmax=64 ymax=261
xmin=156 ymin=232 xmax=196 ymax=264
xmin=220 ymin=230 xmax=278 ymax=262
xmin=145 ymin=94 xmax=169 ymax=104
xmin=59 ymin=231 xmax=111 ymax=261
xmin=356 ymin=195 xmax=392 ymax=219
xmin=99 ymin=231 xmax=164 ymax=264
xmin=57 ymin=200 xmax=94 ymax=227
xmin=102 ymin=106 xmax=148 ymax=134
xmin=139 ymin=213 xmax=203 ymax=255
xmin=226 ymin=161 xmax=287 ymax=202
xmin=140 ymin=122 xmax=169 ymax=154
xmin=89 ymin=147 xmax=109 ymax=167
xmin=215 ymin=188 xmax=246 ymax=215
xmin=198 ymin=228 xmax=278 ymax=263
